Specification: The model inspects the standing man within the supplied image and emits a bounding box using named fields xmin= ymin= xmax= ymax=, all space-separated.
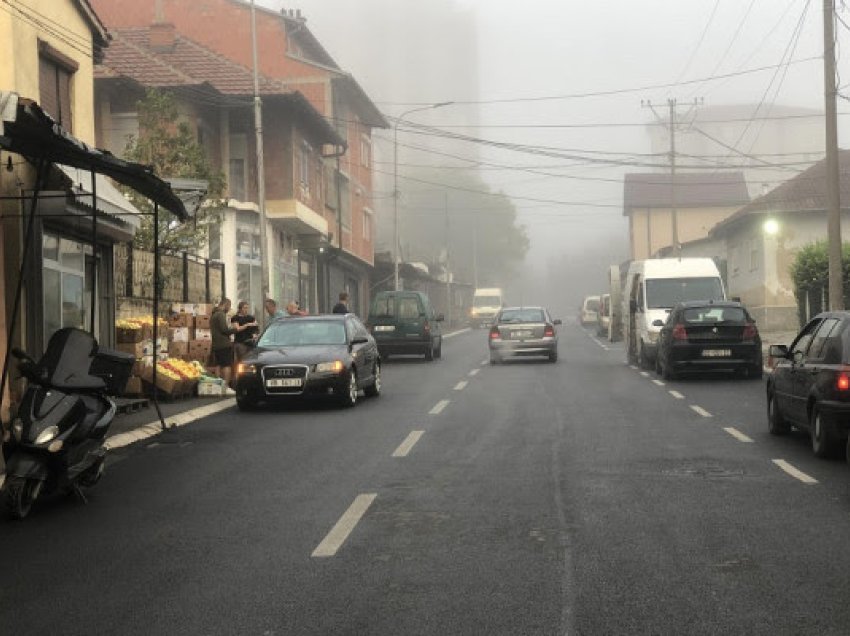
xmin=231 ymin=301 xmax=259 ymax=361
xmin=211 ymin=298 xmax=252 ymax=389
xmin=264 ymin=299 xmax=286 ymax=320
xmin=332 ymin=291 xmax=350 ymax=314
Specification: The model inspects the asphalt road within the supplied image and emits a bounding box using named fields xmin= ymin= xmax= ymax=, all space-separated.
xmin=3 ymin=324 xmax=850 ymax=635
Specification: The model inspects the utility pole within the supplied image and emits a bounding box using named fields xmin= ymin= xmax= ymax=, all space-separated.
xmin=250 ymin=0 xmax=271 ymax=319
xmin=642 ymin=98 xmax=702 ymax=258
xmin=824 ymin=0 xmax=844 ymax=310
xmin=472 ymin=218 xmax=479 ymax=288
xmin=445 ymin=192 xmax=452 ymax=326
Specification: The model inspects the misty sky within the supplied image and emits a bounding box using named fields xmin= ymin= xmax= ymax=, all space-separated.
xmin=260 ymin=0 xmax=839 ymax=314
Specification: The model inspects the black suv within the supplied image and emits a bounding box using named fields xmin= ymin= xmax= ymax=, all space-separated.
xmin=767 ymin=312 xmax=850 ymax=458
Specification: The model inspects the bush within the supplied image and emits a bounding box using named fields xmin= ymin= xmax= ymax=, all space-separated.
xmin=790 ymin=241 xmax=850 ymax=325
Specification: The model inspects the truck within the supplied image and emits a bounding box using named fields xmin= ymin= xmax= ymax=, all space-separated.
xmin=470 ymin=287 xmax=504 ymax=329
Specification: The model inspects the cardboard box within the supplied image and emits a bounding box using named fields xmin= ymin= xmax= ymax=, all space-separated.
xmin=140 ymin=366 xmax=180 ymax=394
xmin=195 ymin=303 xmax=214 ymax=317
xmin=193 ymin=328 xmax=212 ymax=341
xmin=168 ymin=312 xmax=193 ymax=328
xmin=169 ymin=327 xmax=190 ymax=343
xmin=198 ymin=380 xmax=223 ymax=396
xmin=123 ymin=376 xmax=143 ymax=396
xmin=116 ymin=341 xmax=145 ymax=359
xmin=194 ymin=315 xmax=211 ymax=329
xmin=168 ymin=341 xmax=189 ymax=358
xmin=188 ymin=340 xmax=212 ymax=362
xmin=116 ymin=327 xmax=144 ymax=343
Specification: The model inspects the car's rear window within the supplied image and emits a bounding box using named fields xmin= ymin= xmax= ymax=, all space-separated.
xmin=259 ymin=320 xmax=346 ymax=347
xmin=682 ymin=307 xmax=746 ymax=324
xmin=584 ymin=298 xmax=600 ymax=312
xmin=646 ymin=277 xmax=724 ymax=309
xmin=500 ymin=309 xmax=545 ymax=323
xmin=397 ymin=297 xmax=421 ymax=320
xmin=371 ymin=296 xmax=395 ymax=318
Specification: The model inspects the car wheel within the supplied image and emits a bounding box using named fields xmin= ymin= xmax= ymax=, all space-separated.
xmin=338 ymin=370 xmax=358 ymax=408
xmin=236 ymin=396 xmax=258 ymax=412
xmin=661 ymin=356 xmax=677 ymax=381
xmin=811 ymin=406 xmax=841 ymax=458
xmin=489 ymin=351 xmax=500 ymax=365
xmin=638 ymin=341 xmax=652 ymax=370
xmin=364 ymin=362 xmax=382 ymax=398
xmin=548 ymin=350 xmax=558 ymax=363
xmin=435 ymin=340 xmax=442 ymax=359
xmin=767 ymin=391 xmax=790 ymax=435
xmin=424 ymin=340 xmax=434 ymax=361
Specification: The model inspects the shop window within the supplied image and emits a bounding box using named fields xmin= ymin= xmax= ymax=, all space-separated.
xmin=42 ymin=233 xmax=91 ymax=341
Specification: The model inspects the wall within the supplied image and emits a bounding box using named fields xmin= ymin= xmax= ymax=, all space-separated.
xmin=629 ymin=204 xmax=741 ymax=260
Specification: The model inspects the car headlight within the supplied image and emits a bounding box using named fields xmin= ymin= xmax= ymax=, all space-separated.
xmin=35 ymin=425 xmax=59 ymax=445
xmin=12 ymin=418 xmax=23 ymax=441
xmin=236 ymin=363 xmax=256 ymax=375
xmin=315 ymin=360 xmax=345 ymax=373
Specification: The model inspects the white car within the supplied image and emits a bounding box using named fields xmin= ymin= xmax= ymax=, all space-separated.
xmin=580 ymin=295 xmax=600 ymax=326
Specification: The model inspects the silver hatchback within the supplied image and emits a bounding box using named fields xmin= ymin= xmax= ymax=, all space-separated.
xmin=488 ymin=306 xmax=561 ymax=364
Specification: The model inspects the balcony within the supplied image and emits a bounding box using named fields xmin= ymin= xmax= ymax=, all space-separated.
xmin=265 ymin=198 xmax=328 ymax=237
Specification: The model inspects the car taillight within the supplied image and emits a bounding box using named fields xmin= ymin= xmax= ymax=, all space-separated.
xmin=544 ymin=325 xmax=555 ymax=337
xmin=838 ymin=373 xmax=850 ymax=391
xmin=672 ymin=323 xmax=687 ymax=341
xmin=489 ymin=327 xmax=501 ymax=340
xmin=742 ymin=322 xmax=758 ymax=341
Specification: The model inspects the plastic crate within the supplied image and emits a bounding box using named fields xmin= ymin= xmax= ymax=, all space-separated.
xmin=89 ymin=347 xmax=135 ymax=395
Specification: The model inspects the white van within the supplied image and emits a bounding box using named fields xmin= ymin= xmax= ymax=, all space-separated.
xmin=622 ymin=258 xmax=726 ymax=369
xmin=470 ymin=287 xmax=503 ymax=328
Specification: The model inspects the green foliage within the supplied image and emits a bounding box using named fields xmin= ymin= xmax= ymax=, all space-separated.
xmin=790 ymin=241 xmax=850 ymax=321
xmin=123 ymin=89 xmax=226 ymax=253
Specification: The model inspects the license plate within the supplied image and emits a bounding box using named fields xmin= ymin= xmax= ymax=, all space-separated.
xmin=702 ymin=349 xmax=731 ymax=358
xmin=266 ymin=378 xmax=303 ymax=388
xmin=374 ymin=325 xmax=395 ymax=332
xmin=514 ymin=330 xmax=533 ymax=339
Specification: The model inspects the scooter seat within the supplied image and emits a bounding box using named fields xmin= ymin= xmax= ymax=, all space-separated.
xmin=51 ymin=375 xmax=107 ymax=392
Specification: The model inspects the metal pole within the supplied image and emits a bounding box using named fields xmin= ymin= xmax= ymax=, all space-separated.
xmin=152 ymin=202 xmax=167 ymax=431
xmin=90 ymin=168 xmax=98 ymax=335
xmin=445 ymin=192 xmax=451 ymax=326
xmin=824 ymin=0 xmax=844 ymax=310
xmin=668 ymin=98 xmax=680 ymax=257
xmin=472 ymin=219 xmax=478 ymax=288
xmin=251 ymin=0 xmax=271 ymax=320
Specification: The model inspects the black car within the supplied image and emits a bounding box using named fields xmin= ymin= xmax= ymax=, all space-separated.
xmin=234 ymin=314 xmax=381 ymax=411
xmin=767 ymin=312 xmax=850 ymax=458
xmin=655 ymin=301 xmax=763 ymax=380
xmin=488 ymin=306 xmax=561 ymax=364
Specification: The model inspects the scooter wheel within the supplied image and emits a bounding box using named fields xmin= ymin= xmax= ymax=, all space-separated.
xmin=79 ymin=458 xmax=105 ymax=488
xmin=4 ymin=477 xmax=36 ymax=520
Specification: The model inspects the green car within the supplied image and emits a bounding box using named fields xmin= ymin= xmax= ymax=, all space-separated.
xmin=366 ymin=291 xmax=444 ymax=360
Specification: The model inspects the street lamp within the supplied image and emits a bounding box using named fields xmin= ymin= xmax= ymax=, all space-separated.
xmin=393 ymin=101 xmax=454 ymax=291
xmin=763 ymin=218 xmax=780 ymax=236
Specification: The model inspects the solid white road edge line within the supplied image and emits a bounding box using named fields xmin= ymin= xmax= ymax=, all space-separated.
xmin=772 ymin=459 xmax=818 ymax=485
xmin=469 ymin=368 xmax=480 ymax=377
xmin=443 ymin=328 xmax=471 ymax=339
xmin=454 ymin=381 xmax=468 ymax=391
xmin=723 ymin=427 xmax=754 ymax=443
xmin=652 ymin=379 xmax=665 ymax=386
xmin=103 ymin=398 xmax=237 ymax=451
xmin=429 ymin=399 xmax=450 ymax=415
xmin=392 ymin=430 xmax=425 ymax=458
xmin=669 ymin=390 xmax=685 ymax=399
xmin=311 ymin=493 xmax=378 ymax=558
xmin=639 ymin=371 xmax=650 ymax=377
xmin=690 ymin=405 xmax=713 ymax=418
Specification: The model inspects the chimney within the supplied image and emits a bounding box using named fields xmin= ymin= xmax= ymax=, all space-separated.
xmin=149 ymin=21 xmax=176 ymax=52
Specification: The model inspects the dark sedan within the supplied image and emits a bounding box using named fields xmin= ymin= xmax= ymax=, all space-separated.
xmin=234 ymin=314 xmax=381 ymax=411
xmin=655 ymin=301 xmax=763 ymax=380
xmin=767 ymin=312 xmax=850 ymax=458
xmin=488 ymin=306 xmax=561 ymax=364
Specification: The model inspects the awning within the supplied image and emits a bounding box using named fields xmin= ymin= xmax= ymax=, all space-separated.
xmin=56 ymin=164 xmax=142 ymax=232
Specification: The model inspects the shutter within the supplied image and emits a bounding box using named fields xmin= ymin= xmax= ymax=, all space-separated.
xmin=39 ymin=57 xmax=59 ymax=122
xmin=58 ymin=67 xmax=72 ymax=132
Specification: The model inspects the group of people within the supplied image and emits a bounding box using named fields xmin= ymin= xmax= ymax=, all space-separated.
xmin=208 ymin=292 xmax=352 ymax=387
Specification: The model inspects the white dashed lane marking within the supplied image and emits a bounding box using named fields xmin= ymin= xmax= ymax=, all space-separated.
xmin=723 ymin=427 xmax=753 ymax=443
xmin=454 ymin=381 xmax=468 ymax=391
xmin=311 ymin=493 xmax=377 ymax=558
xmin=481 ymin=359 xmax=489 ymax=366
xmin=690 ymin=405 xmax=712 ymax=418
xmin=772 ymin=459 xmax=818 ymax=485
xmin=392 ymin=430 xmax=424 ymax=457
xmin=639 ymin=371 xmax=650 ymax=378
xmin=468 ymin=368 xmax=480 ymax=377
xmin=652 ymin=379 xmax=665 ymax=386
xmin=443 ymin=328 xmax=471 ymax=339
xmin=629 ymin=365 xmax=638 ymax=370
xmin=429 ymin=400 xmax=450 ymax=415
xmin=669 ymin=390 xmax=685 ymax=399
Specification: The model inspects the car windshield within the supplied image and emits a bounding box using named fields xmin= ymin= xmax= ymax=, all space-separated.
xmin=258 ymin=320 xmax=347 ymax=347
xmin=499 ymin=309 xmax=545 ymax=323
xmin=683 ymin=307 xmax=746 ymax=324
xmin=474 ymin=296 xmax=501 ymax=307
xmin=645 ymin=278 xmax=724 ymax=309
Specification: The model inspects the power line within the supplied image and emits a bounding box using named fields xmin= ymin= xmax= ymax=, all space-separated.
xmin=675 ymin=0 xmax=721 ymax=84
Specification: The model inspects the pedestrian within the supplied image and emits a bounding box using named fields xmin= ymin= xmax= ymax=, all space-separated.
xmin=286 ymin=300 xmax=309 ymax=316
xmin=332 ymin=291 xmax=350 ymax=314
xmin=231 ymin=301 xmax=259 ymax=361
xmin=210 ymin=298 xmax=252 ymax=390
xmin=264 ymin=298 xmax=286 ymax=320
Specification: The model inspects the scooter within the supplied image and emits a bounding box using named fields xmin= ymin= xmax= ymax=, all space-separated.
xmin=1 ymin=328 xmax=134 ymax=519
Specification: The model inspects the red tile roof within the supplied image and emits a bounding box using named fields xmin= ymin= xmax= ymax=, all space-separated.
xmin=623 ymin=172 xmax=749 ymax=215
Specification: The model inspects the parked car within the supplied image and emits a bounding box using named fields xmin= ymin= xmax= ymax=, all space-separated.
xmin=489 ymin=306 xmax=561 ymax=364
xmin=654 ymin=301 xmax=762 ymax=380
xmin=366 ymin=291 xmax=443 ymax=360
xmin=596 ymin=293 xmax=611 ymax=337
xmin=234 ymin=314 xmax=381 ymax=410
xmin=767 ymin=312 xmax=850 ymax=458
xmin=579 ymin=295 xmax=600 ymax=326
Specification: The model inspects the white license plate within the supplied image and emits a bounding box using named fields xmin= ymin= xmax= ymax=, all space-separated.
xmin=266 ymin=378 xmax=303 ymax=388
xmin=702 ymin=349 xmax=731 ymax=358
xmin=513 ymin=330 xmax=533 ymax=339
xmin=374 ymin=325 xmax=395 ymax=332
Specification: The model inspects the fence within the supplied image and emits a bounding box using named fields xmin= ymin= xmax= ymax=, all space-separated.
xmin=795 ymin=284 xmax=850 ymax=325
xmin=114 ymin=243 xmax=225 ymax=318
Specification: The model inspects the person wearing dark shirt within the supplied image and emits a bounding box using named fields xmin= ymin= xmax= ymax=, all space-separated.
xmin=332 ymin=291 xmax=350 ymax=315
xmin=231 ymin=301 xmax=259 ymax=361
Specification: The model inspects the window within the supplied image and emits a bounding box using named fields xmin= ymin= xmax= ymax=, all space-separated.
xmin=644 ymin=278 xmax=724 ymax=309
xmin=791 ymin=319 xmax=822 ymax=357
xmin=236 ymin=225 xmax=263 ymax=315
xmin=809 ymin=318 xmax=840 ymax=360
xmin=299 ymin=141 xmax=312 ymax=190
xmin=362 ymin=207 xmax=373 ymax=240
xmin=258 ymin=320 xmax=346 ymax=347
xmin=39 ymin=43 xmax=76 ymax=131
xmin=42 ymin=233 xmax=91 ymax=341
xmin=360 ymin=136 xmax=371 ymax=168
xmin=397 ymin=297 xmax=421 ymax=320
xmin=229 ymin=134 xmax=248 ymax=201
xmin=750 ymin=241 xmax=760 ymax=272
xmin=499 ymin=308 xmax=545 ymax=323
xmin=339 ymin=174 xmax=351 ymax=229
xmin=324 ymin=164 xmax=338 ymax=211
xmin=371 ymin=295 xmax=394 ymax=318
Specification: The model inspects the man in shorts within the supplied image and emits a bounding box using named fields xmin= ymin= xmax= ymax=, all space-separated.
xmin=211 ymin=298 xmax=242 ymax=388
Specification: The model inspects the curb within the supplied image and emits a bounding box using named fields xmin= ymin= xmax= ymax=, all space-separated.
xmin=104 ymin=398 xmax=236 ymax=451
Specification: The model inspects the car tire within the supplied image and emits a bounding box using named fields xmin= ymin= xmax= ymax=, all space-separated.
xmin=767 ymin=391 xmax=790 ymax=435
xmin=424 ymin=340 xmax=434 ymax=361
xmin=489 ymin=351 xmax=500 ymax=365
xmin=548 ymin=350 xmax=558 ymax=363
xmin=236 ymin=395 xmax=258 ymax=412
xmin=638 ymin=341 xmax=652 ymax=371
xmin=364 ymin=363 xmax=382 ymax=398
xmin=338 ymin=370 xmax=358 ymax=408
xmin=811 ymin=406 xmax=841 ymax=458
xmin=660 ymin=356 xmax=677 ymax=381
xmin=435 ymin=339 xmax=442 ymax=359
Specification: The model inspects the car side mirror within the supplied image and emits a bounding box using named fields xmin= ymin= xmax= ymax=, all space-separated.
xmin=553 ymin=319 xmax=562 ymax=325
xmin=768 ymin=344 xmax=789 ymax=359
xmin=435 ymin=314 xmax=445 ymax=322
xmin=652 ymin=319 xmax=665 ymax=327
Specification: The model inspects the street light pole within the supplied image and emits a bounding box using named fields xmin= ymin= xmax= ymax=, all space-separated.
xmin=824 ymin=0 xmax=843 ymax=310
xmin=393 ymin=102 xmax=453 ymax=291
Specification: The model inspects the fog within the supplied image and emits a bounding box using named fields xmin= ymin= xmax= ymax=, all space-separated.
xmin=262 ymin=0 xmax=834 ymax=319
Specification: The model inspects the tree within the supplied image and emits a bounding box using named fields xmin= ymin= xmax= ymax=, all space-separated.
xmin=123 ymin=89 xmax=225 ymax=253
xmin=790 ymin=240 xmax=850 ymax=322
